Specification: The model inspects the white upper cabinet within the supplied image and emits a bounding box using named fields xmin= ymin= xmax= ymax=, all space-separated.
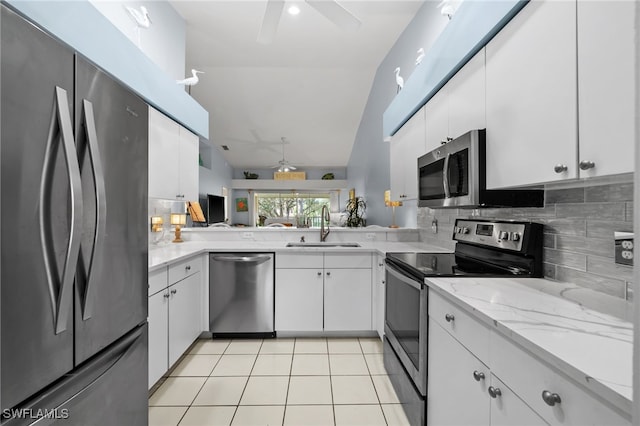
xmin=148 ymin=106 xmax=199 ymax=201
xmin=448 ymin=48 xmax=486 ymax=142
xmin=424 ymin=86 xmax=449 ymax=152
xmin=486 ymin=0 xmax=577 ymax=188
xmin=389 ymin=106 xmax=426 ymax=201
xmin=577 ymin=0 xmax=635 ymax=178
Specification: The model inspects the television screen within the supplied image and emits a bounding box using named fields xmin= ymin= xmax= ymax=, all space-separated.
xmin=206 ymin=194 xmax=225 ymax=224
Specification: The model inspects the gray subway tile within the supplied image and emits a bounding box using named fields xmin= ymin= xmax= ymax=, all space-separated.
xmin=586 ymin=220 xmax=633 ymax=239
xmin=625 ymin=202 xmax=633 ymax=222
xmin=587 ymin=256 xmax=634 ymax=282
xmin=585 ymin=182 xmax=633 ymax=202
xmin=510 ymin=205 xmax=557 ymax=218
xmin=543 ymin=263 xmax=556 ymax=280
xmin=555 ymin=203 xmax=626 ymax=220
xmin=543 ymin=233 xmax=556 ymax=249
xmin=542 ymin=219 xmax=586 ymax=236
xmin=545 ymin=187 xmax=585 ymax=204
xmin=543 ymin=249 xmax=586 ymax=270
xmin=555 ymin=235 xmax=613 ymax=258
xmin=555 ymin=266 xmax=626 ymax=298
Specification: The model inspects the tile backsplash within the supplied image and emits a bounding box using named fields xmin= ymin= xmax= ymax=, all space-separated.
xmin=418 ymin=176 xmax=634 ymax=301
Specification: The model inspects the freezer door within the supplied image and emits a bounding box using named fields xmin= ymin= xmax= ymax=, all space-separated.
xmin=2 ymin=325 xmax=148 ymax=426
xmin=1 ymin=5 xmax=76 ymax=410
xmin=73 ymin=57 xmax=148 ymax=364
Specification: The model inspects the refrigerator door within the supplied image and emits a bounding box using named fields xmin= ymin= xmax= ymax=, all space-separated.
xmin=73 ymin=57 xmax=148 ymax=364
xmin=1 ymin=5 xmax=77 ymax=410
xmin=4 ymin=325 xmax=148 ymax=426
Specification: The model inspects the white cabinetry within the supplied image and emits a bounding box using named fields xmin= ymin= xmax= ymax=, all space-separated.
xmin=485 ymin=0 xmax=577 ymax=188
xmin=148 ymin=106 xmax=198 ymax=200
xmin=148 ymin=255 xmax=204 ymax=389
xmin=372 ymin=254 xmax=386 ymax=340
xmin=428 ymin=289 xmax=630 ymax=426
xmin=275 ymin=252 xmax=372 ymax=333
xmin=425 ymin=48 xmax=486 ymax=153
xmin=389 ymin=106 xmax=425 ymax=201
xmin=576 ymin=1 xmax=635 ymax=178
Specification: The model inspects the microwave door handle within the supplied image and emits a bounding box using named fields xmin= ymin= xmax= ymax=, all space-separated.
xmin=442 ymin=153 xmax=451 ymax=198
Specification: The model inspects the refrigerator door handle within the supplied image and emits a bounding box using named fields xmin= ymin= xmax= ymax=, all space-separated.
xmin=79 ymin=99 xmax=107 ymax=321
xmin=39 ymin=86 xmax=84 ymax=335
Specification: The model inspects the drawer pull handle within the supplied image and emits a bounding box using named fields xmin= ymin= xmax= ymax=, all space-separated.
xmin=163 ymin=293 xmax=170 ymax=299
xmin=445 ymin=313 xmax=455 ymax=323
xmin=472 ymin=371 xmax=485 ymax=382
xmin=171 ymin=289 xmax=177 ymax=295
xmin=541 ymin=390 xmax=561 ymax=406
xmin=488 ymin=386 xmax=502 ymax=399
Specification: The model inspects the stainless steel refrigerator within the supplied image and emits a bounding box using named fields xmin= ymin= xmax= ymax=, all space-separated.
xmin=1 ymin=5 xmax=148 ymax=425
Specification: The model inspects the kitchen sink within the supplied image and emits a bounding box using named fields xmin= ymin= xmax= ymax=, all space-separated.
xmin=286 ymin=242 xmax=361 ymax=248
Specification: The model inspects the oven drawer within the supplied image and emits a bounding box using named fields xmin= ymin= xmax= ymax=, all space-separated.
xmin=490 ymin=331 xmax=630 ymax=426
xmin=428 ymin=289 xmax=490 ymax=364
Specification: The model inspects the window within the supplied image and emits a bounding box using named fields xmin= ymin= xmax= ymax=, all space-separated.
xmin=255 ymin=192 xmax=331 ymax=227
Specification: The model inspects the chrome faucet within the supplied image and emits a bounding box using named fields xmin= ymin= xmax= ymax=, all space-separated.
xmin=320 ymin=205 xmax=330 ymax=242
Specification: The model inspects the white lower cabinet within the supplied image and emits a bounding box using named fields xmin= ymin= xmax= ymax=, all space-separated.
xmin=275 ymin=268 xmax=324 ymax=331
xmin=275 ymin=252 xmax=372 ymax=332
xmin=148 ymin=255 xmax=204 ymax=389
xmin=372 ymin=254 xmax=386 ymax=340
xmin=427 ymin=288 xmax=629 ymax=426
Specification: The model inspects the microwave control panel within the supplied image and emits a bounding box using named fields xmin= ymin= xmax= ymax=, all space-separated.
xmin=453 ymin=219 xmax=526 ymax=252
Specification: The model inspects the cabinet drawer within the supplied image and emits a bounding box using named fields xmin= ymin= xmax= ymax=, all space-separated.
xmin=491 ymin=331 xmax=630 ymax=426
xmin=149 ymin=268 xmax=168 ymax=296
xmin=168 ymin=256 xmax=201 ymax=284
xmin=276 ymin=253 xmax=323 ymax=269
xmin=324 ymin=253 xmax=371 ymax=269
xmin=428 ymin=289 xmax=490 ymax=364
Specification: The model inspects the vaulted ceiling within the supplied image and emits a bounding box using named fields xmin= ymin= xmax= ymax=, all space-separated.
xmin=170 ymin=1 xmax=425 ymax=169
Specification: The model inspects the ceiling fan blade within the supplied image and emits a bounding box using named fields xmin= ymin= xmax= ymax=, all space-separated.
xmin=257 ymin=0 xmax=285 ymax=44
xmin=289 ymin=165 xmax=297 ymax=170
xmin=305 ymin=0 xmax=361 ymax=32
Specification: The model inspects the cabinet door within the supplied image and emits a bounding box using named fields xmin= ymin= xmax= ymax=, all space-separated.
xmin=390 ymin=106 xmax=425 ymax=201
xmin=427 ymin=321 xmax=489 ymax=426
xmin=448 ymin=48 xmax=486 ymax=140
xmin=373 ymin=255 xmax=386 ymax=340
xmin=148 ymin=291 xmax=169 ymax=389
xmin=168 ymin=272 xmax=202 ymax=367
xmin=489 ymin=374 xmax=548 ymax=426
xmin=179 ymin=126 xmax=199 ymax=201
xmin=324 ymin=268 xmax=372 ymax=331
xmin=148 ymin=107 xmax=180 ymax=199
xmin=577 ymin=1 xmax=635 ymax=178
xmin=425 ymin=85 xmax=450 ymax=152
xmin=486 ymin=0 xmax=577 ymax=188
xmin=275 ymin=269 xmax=324 ymax=331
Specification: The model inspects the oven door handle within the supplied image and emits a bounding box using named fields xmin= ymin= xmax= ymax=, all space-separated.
xmin=386 ymin=262 xmax=424 ymax=291
xmin=442 ymin=152 xmax=451 ymax=199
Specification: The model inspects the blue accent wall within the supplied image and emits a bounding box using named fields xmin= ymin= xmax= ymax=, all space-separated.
xmin=383 ymin=0 xmax=528 ymax=138
xmin=6 ymin=0 xmax=208 ymax=138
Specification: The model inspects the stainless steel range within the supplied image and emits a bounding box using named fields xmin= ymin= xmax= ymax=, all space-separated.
xmin=383 ymin=218 xmax=543 ymax=426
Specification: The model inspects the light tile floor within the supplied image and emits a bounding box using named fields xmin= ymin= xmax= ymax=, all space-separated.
xmin=149 ymin=337 xmax=411 ymax=426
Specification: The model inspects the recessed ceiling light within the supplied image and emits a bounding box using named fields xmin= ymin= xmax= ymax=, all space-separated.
xmin=287 ymin=5 xmax=300 ymax=16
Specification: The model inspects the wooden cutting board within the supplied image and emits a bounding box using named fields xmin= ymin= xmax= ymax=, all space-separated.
xmin=187 ymin=201 xmax=206 ymax=223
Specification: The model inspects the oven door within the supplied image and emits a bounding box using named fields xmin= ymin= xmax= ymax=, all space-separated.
xmin=384 ymin=261 xmax=428 ymax=395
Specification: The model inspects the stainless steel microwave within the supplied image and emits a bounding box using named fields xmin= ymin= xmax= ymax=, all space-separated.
xmin=417 ymin=129 xmax=544 ymax=208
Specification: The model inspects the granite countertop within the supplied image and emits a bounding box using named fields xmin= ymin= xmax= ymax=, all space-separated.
xmin=148 ymin=240 xmax=446 ymax=272
xmin=426 ymin=276 xmax=633 ymax=416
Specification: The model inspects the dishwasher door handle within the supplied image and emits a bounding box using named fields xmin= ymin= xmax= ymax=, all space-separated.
xmin=211 ymin=255 xmax=271 ymax=265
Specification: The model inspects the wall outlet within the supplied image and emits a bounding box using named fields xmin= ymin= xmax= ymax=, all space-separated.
xmin=431 ymin=219 xmax=438 ymax=234
xmin=242 ymin=232 xmax=254 ymax=240
xmin=615 ymin=231 xmax=633 ymax=266
xmin=366 ymin=233 xmax=376 ymax=240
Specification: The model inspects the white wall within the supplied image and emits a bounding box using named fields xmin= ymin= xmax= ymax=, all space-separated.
xmin=89 ymin=0 xmax=186 ymax=80
xmin=347 ymin=1 xmax=447 ymax=227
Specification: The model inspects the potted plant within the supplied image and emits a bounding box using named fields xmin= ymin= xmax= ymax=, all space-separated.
xmin=344 ymin=196 xmax=366 ymax=227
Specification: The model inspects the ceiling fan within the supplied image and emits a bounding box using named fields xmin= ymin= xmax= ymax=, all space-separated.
xmin=258 ymin=0 xmax=362 ymax=44
xmin=272 ymin=137 xmax=297 ymax=172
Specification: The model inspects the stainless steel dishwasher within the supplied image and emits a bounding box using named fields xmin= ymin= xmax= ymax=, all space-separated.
xmin=209 ymin=253 xmax=275 ymax=338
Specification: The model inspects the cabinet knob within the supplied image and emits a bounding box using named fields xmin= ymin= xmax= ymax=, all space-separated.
xmin=326 ymin=271 xmax=331 ymax=276
xmin=472 ymin=371 xmax=485 ymax=382
xmin=378 ymin=263 xmax=384 ymax=267
xmin=317 ymin=272 xmax=322 ymax=276
xmin=381 ymin=280 xmax=386 ymax=285
xmin=541 ymin=390 xmax=561 ymax=406
xmin=163 ymin=293 xmax=170 ymax=298
xmin=554 ymin=164 xmax=568 ymax=173
xmin=445 ymin=313 xmax=455 ymax=323
xmin=185 ymin=265 xmax=191 ymax=271
xmin=579 ymin=160 xmax=595 ymax=170
xmin=488 ymin=386 xmax=502 ymax=399
xmin=171 ymin=289 xmax=177 ymax=295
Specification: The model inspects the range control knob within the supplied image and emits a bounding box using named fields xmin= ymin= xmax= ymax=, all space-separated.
xmin=498 ymin=231 xmax=510 ymax=241
xmin=511 ymin=232 xmax=521 ymax=241
xmin=461 ymin=227 xmax=470 ymax=234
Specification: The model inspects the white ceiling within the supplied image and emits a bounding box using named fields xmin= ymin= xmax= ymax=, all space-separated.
xmin=169 ymin=0 xmax=425 ymax=169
